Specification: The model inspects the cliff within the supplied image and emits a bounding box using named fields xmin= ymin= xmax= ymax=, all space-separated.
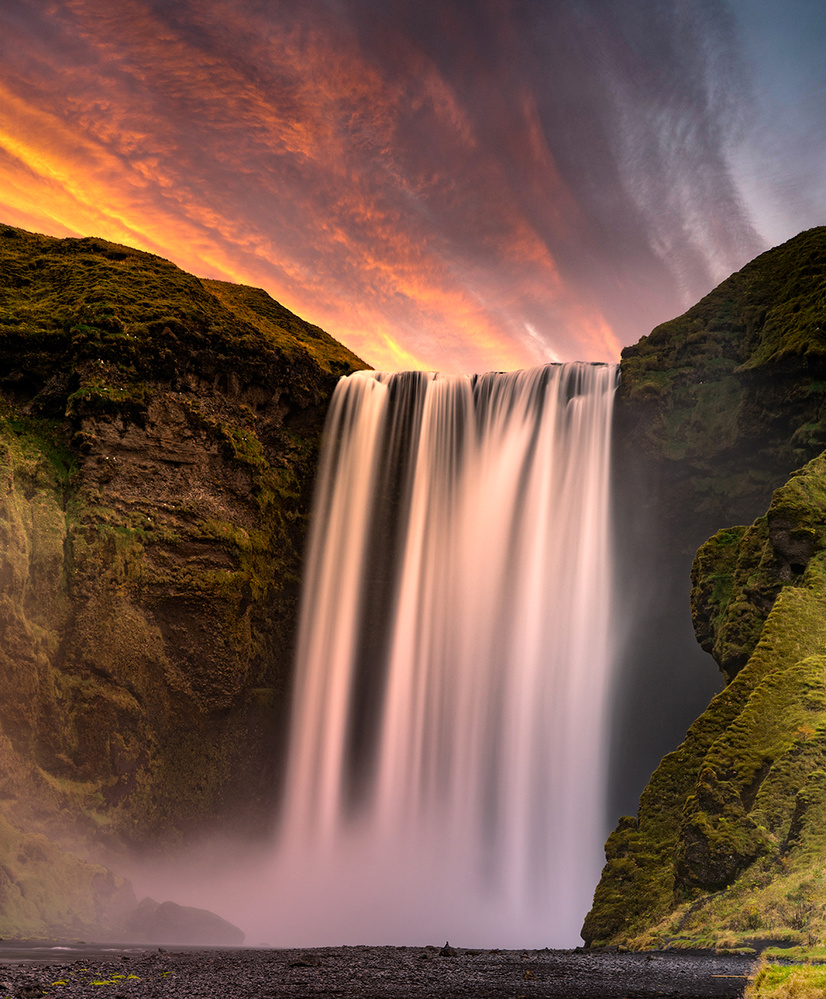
xmin=0 ymin=224 xmax=367 ymax=935
xmin=586 ymin=227 xmax=826 ymax=949
xmin=584 ymin=452 xmax=826 ymax=949
xmin=608 ymin=227 xmax=826 ymax=822
xmin=615 ymin=224 xmax=826 ymax=550
xmin=5 ymin=221 xmax=826 ymax=944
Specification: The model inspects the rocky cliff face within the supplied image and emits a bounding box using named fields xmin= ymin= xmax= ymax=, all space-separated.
xmin=0 ymin=224 xmax=367 ymax=933
xmin=608 ymin=227 xmax=826 ymax=819
xmin=586 ymin=227 xmax=826 ymax=949
xmin=615 ymin=225 xmax=826 ymax=548
xmin=584 ymin=452 xmax=826 ymax=949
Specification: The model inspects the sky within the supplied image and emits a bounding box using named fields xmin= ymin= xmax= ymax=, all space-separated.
xmin=0 ymin=0 xmax=824 ymax=374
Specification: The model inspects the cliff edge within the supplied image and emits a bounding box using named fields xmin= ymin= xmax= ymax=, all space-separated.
xmin=586 ymin=226 xmax=826 ymax=949
xmin=0 ymin=225 xmax=367 ymax=934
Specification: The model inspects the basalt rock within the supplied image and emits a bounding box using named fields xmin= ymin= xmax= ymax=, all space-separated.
xmin=585 ymin=453 xmax=826 ymax=949
xmin=0 ymin=224 xmax=367 ymax=868
xmin=588 ymin=227 xmax=826 ymax=949
xmin=123 ymin=897 xmax=244 ymax=946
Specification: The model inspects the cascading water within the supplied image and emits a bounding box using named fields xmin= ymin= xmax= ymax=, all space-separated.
xmin=272 ymin=362 xmax=618 ymax=948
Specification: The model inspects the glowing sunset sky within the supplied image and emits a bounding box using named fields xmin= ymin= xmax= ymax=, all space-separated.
xmin=1 ymin=1 xmax=824 ymax=373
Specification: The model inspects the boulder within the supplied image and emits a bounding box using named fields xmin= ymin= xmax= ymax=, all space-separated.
xmin=124 ymin=896 xmax=244 ymax=946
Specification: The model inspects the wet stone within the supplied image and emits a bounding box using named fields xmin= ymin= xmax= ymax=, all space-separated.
xmin=0 ymin=945 xmax=757 ymax=998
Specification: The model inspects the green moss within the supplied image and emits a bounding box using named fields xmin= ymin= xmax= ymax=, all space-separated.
xmin=203 ymin=279 xmax=368 ymax=377
xmin=622 ymin=228 xmax=826 ymax=393
xmin=0 ymin=812 xmax=134 ymax=938
xmin=218 ymin=422 xmax=267 ymax=467
xmin=586 ymin=451 xmax=826 ymax=949
xmin=0 ymin=413 xmax=77 ymax=492
xmin=691 ymin=451 xmax=826 ymax=681
xmin=616 ymin=227 xmax=826 ymax=549
xmin=67 ymin=379 xmax=153 ymax=418
xmin=0 ymin=223 xmax=367 ymax=854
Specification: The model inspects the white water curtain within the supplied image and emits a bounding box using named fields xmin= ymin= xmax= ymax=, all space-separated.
xmin=273 ymin=363 xmax=618 ymax=948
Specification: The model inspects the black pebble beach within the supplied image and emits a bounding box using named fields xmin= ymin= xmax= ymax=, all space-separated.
xmin=0 ymin=945 xmax=756 ymax=998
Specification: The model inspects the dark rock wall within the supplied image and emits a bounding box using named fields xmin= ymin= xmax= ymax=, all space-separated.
xmin=0 ymin=225 xmax=368 ymax=856
xmin=608 ymin=226 xmax=826 ymax=814
xmin=591 ymin=226 xmax=826 ymax=947
xmin=586 ymin=454 xmax=826 ymax=948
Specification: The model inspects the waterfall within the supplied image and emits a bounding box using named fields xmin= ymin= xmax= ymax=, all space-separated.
xmin=272 ymin=362 xmax=618 ymax=948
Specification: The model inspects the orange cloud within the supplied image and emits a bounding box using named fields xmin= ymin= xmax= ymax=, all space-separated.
xmin=0 ymin=1 xmax=628 ymax=374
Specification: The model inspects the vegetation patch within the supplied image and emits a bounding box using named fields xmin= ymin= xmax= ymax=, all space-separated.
xmin=746 ymin=958 xmax=826 ymax=999
xmin=585 ymin=451 xmax=826 ymax=949
xmin=0 ymin=223 xmax=367 ymax=890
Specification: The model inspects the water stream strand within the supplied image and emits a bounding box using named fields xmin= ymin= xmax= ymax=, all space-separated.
xmin=275 ymin=362 xmax=618 ymax=948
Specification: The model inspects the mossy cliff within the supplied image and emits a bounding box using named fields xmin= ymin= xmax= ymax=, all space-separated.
xmin=588 ymin=227 xmax=826 ymax=949
xmin=615 ymin=225 xmax=826 ymax=549
xmin=0 ymin=813 xmax=135 ymax=940
xmin=610 ymin=227 xmax=826 ymax=822
xmin=585 ymin=452 xmax=826 ymax=949
xmin=0 ymin=223 xmax=367 ymax=903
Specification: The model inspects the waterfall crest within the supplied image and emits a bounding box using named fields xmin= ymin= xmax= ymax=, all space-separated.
xmin=275 ymin=362 xmax=618 ymax=947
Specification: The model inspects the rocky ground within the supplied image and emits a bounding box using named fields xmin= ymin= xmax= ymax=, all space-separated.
xmin=0 ymin=944 xmax=756 ymax=997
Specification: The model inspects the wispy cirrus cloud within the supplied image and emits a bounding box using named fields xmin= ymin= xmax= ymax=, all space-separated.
xmin=0 ymin=0 xmax=809 ymax=372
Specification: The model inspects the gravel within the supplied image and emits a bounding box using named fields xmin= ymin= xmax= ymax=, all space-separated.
xmin=0 ymin=944 xmax=757 ymax=998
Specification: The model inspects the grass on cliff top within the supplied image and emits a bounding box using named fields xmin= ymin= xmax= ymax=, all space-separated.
xmin=746 ymin=958 xmax=826 ymax=999
xmin=615 ymin=227 xmax=826 ymax=488
xmin=622 ymin=226 xmax=826 ymax=386
xmin=0 ymin=224 xmax=368 ymax=383
xmin=204 ymin=279 xmax=367 ymax=376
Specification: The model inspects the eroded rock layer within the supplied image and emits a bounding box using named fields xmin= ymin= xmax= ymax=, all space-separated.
xmin=586 ymin=227 xmax=826 ymax=950
xmin=0 ymin=225 xmax=367 ymax=937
